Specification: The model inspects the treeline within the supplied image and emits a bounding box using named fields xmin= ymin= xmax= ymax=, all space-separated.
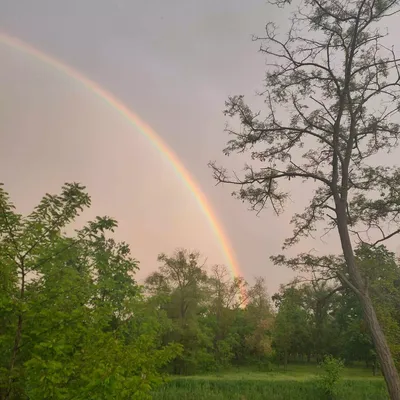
xmin=144 ymin=245 xmax=400 ymax=376
xmin=1 ymin=184 xmax=400 ymax=399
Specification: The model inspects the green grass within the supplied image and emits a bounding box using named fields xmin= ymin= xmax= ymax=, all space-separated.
xmin=152 ymin=365 xmax=388 ymax=399
xmin=184 ymin=364 xmax=381 ymax=381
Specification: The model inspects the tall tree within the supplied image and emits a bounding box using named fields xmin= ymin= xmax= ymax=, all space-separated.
xmin=272 ymin=286 xmax=310 ymax=370
xmin=145 ymin=249 xmax=211 ymax=374
xmin=301 ymin=281 xmax=343 ymax=362
xmin=243 ymin=277 xmax=275 ymax=367
xmin=355 ymin=245 xmax=400 ymax=368
xmin=146 ymin=249 xmax=209 ymax=324
xmin=207 ymin=265 xmax=247 ymax=367
xmin=333 ymin=287 xmax=377 ymax=372
xmin=209 ymin=0 xmax=400 ymax=397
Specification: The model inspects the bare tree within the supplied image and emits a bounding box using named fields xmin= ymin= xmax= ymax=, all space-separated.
xmin=209 ymin=0 xmax=400 ymax=397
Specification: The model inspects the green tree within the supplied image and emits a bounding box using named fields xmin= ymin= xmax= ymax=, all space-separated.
xmin=209 ymin=0 xmax=400 ymax=396
xmin=301 ymin=281 xmax=343 ymax=362
xmin=0 ymin=182 xmax=91 ymax=398
xmin=243 ymin=277 xmax=275 ymax=367
xmin=206 ymin=265 xmax=248 ymax=369
xmin=0 ymin=183 xmax=180 ymax=399
xmin=317 ymin=355 xmax=345 ymax=399
xmin=272 ymin=286 xmax=310 ymax=370
xmin=333 ymin=288 xmax=377 ymax=371
xmin=145 ymin=249 xmax=211 ymax=374
xmin=356 ymin=245 xmax=400 ymax=369
xmin=274 ymin=243 xmax=400 ymax=372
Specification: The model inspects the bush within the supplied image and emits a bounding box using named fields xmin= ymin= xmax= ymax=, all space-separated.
xmin=256 ymin=359 xmax=274 ymax=372
xmin=317 ymin=356 xmax=345 ymax=399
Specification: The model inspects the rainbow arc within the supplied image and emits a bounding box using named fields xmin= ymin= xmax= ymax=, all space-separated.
xmin=0 ymin=32 xmax=243 ymax=289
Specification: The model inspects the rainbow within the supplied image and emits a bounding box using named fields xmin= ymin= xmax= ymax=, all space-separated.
xmin=0 ymin=32 xmax=243 ymax=284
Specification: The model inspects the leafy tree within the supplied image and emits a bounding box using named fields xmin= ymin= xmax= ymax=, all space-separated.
xmin=0 ymin=183 xmax=180 ymax=399
xmin=356 ymin=245 xmax=400 ymax=369
xmin=275 ymin=244 xmax=400 ymax=372
xmin=272 ymin=286 xmax=310 ymax=370
xmin=317 ymin=355 xmax=345 ymax=399
xmin=145 ymin=249 xmax=212 ymax=374
xmin=206 ymin=265 xmax=247 ymax=368
xmin=210 ymin=0 xmax=400 ymax=396
xmin=333 ymin=288 xmax=377 ymax=371
xmin=243 ymin=277 xmax=275 ymax=367
xmin=0 ymin=182 xmax=91 ymax=398
xmin=301 ymin=281 xmax=343 ymax=362
xmin=208 ymin=265 xmax=247 ymax=312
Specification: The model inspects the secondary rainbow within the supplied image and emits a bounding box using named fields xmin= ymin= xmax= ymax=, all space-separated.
xmin=0 ymin=32 xmax=243 ymax=283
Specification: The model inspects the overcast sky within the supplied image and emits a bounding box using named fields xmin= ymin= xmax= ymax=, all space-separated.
xmin=1 ymin=0 xmax=399 ymax=292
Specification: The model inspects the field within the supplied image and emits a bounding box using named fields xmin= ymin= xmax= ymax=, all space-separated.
xmin=152 ymin=365 xmax=388 ymax=399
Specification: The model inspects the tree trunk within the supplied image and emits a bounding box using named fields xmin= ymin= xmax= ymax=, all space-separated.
xmin=284 ymin=350 xmax=288 ymax=372
xmin=5 ymin=262 xmax=25 ymax=400
xmin=336 ymin=210 xmax=400 ymax=400
xmin=9 ymin=315 xmax=22 ymax=373
xmin=359 ymin=292 xmax=400 ymax=397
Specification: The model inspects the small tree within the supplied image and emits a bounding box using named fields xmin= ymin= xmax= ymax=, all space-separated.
xmin=317 ymin=355 xmax=345 ymax=399
xmin=210 ymin=0 xmax=400 ymax=397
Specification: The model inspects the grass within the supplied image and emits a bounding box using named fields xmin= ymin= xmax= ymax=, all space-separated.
xmin=152 ymin=364 xmax=388 ymax=399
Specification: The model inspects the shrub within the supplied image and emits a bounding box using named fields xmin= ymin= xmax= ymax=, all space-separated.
xmin=317 ymin=355 xmax=345 ymax=399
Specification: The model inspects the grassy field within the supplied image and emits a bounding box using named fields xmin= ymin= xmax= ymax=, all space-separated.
xmin=152 ymin=365 xmax=388 ymax=399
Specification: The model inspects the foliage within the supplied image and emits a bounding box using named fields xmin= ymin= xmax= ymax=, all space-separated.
xmin=145 ymin=249 xmax=213 ymax=375
xmin=0 ymin=183 xmax=181 ymax=400
xmin=317 ymin=356 xmax=345 ymax=399
xmin=272 ymin=287 xmax=311 ymax=369
xmin=140 ymin=241 xmax=400 ymax=385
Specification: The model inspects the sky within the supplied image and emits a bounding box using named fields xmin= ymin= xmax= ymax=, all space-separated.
xmin=1 ymin=0 xmax=399 ymax=293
